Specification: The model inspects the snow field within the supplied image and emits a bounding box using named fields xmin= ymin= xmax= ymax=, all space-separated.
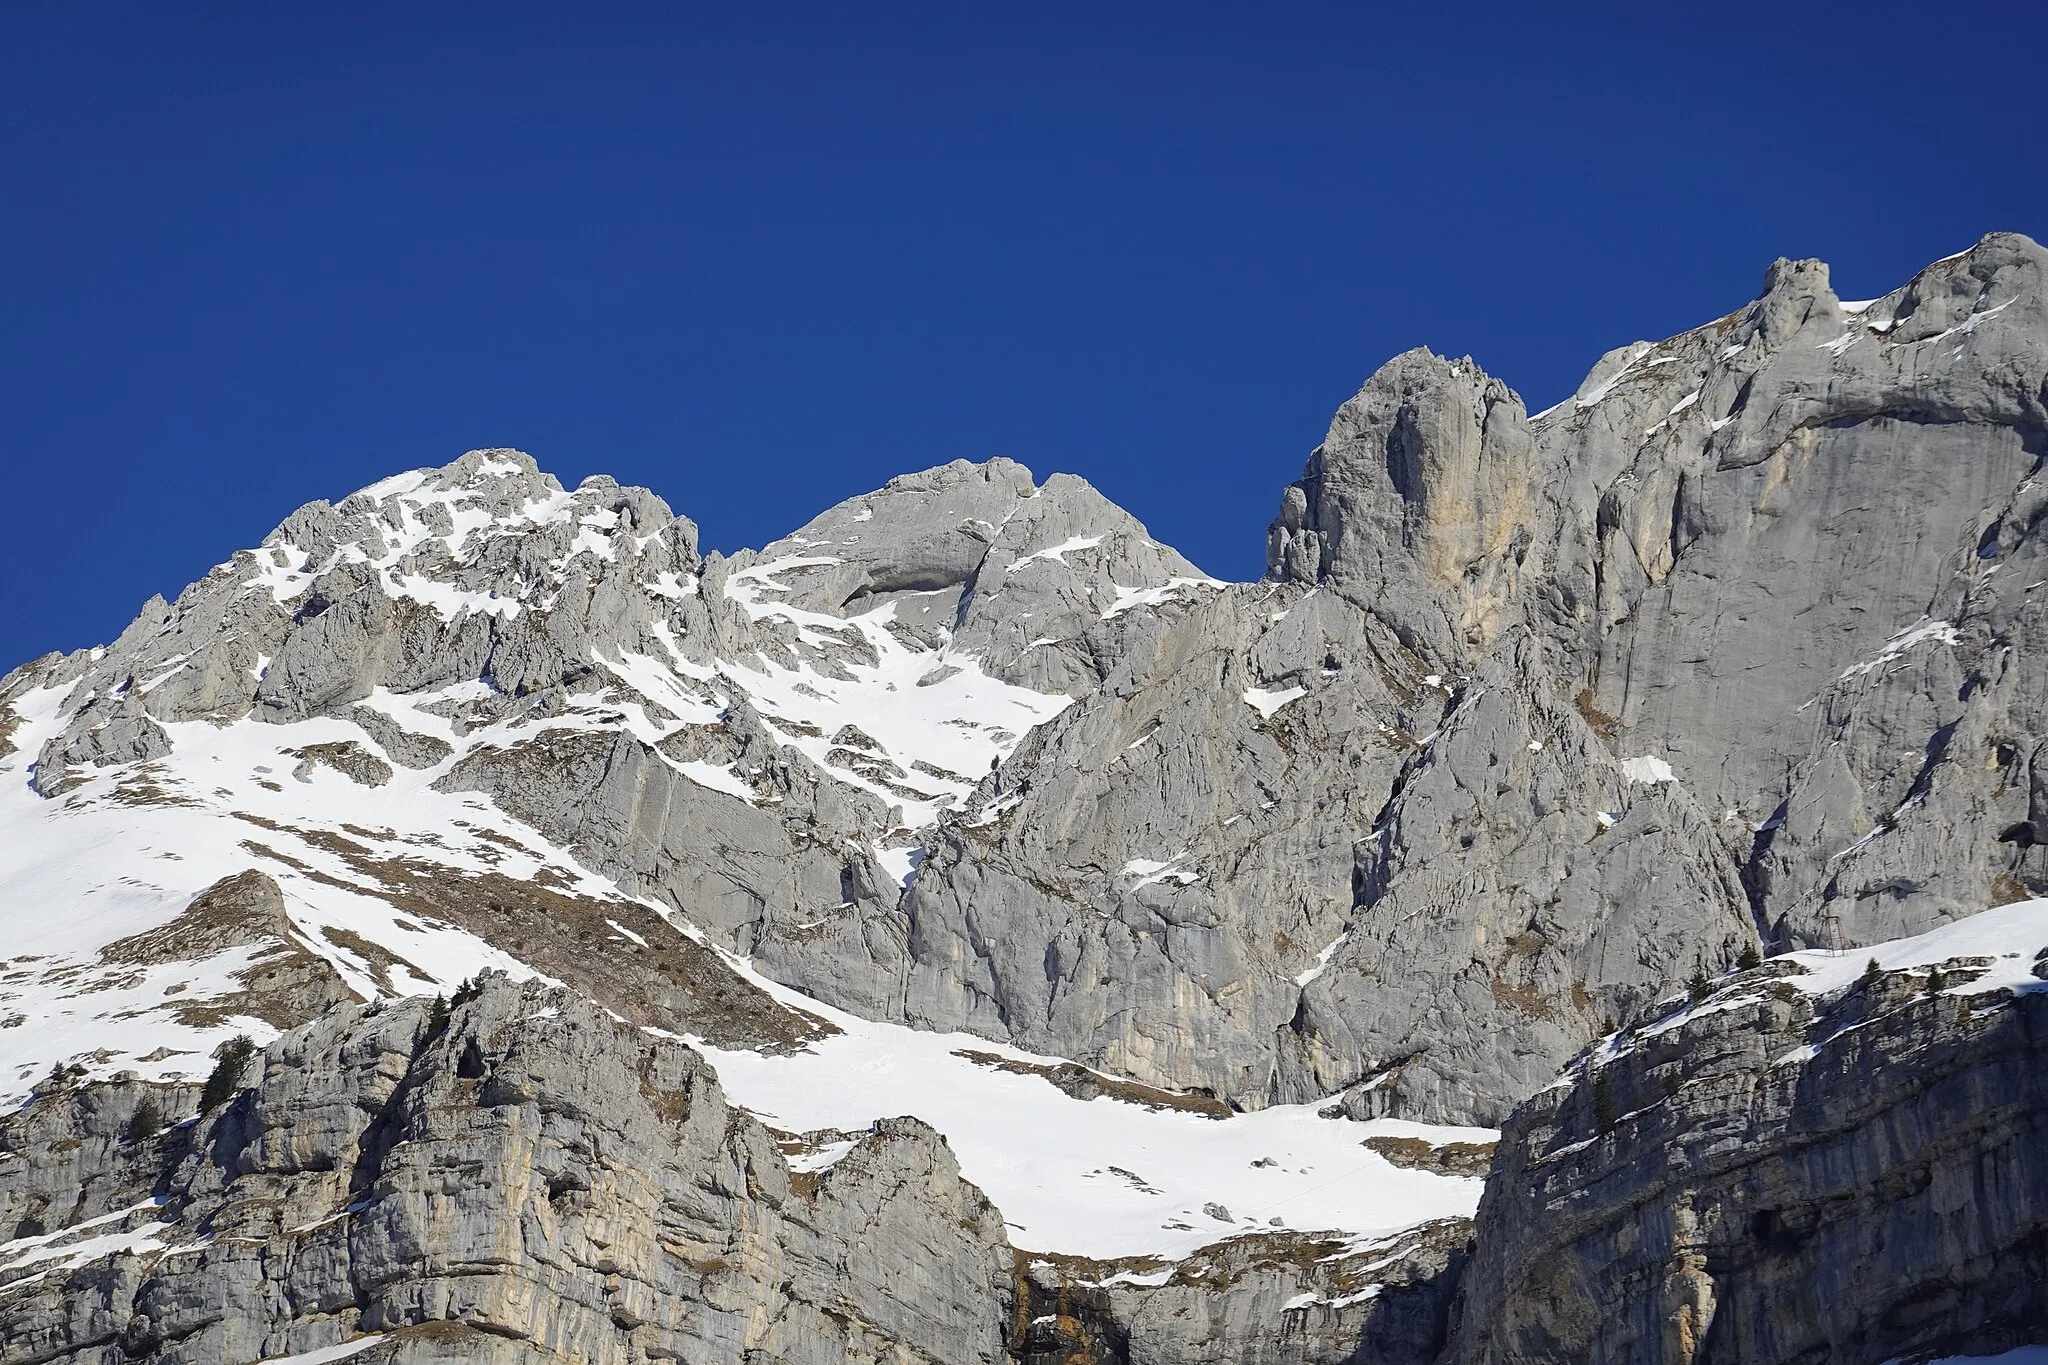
xmin=695 ymin=964 xmax=1489 ymax=1262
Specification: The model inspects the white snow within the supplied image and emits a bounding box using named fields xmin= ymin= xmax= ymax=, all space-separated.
xmin=1838 ymin=617 xmax=1959 ymax=682
xmin=1779 ymin=897 xmax=2048 ymax=1000
xmin=1242 ymin=686 xmax=1307 ymax=719
xmin=1572 ymin=343 xmax=1655 ymax=411
xmin=715 ymin=588 xmax=1074 ymax=828
xmin=1620 ymin=755 xmax=1675 ymax=784
xmin=675 ymin=760 xmax=761 ymax=805
xmin=255 ymin=1339 xmax=387 ymax=1365
xmin=1102 ymin=576 xmax=1229 ymax=620
xmin=874 ymin=843 xmax=922 ymax=887
xmin=605 ymin=918 xmax=649 ymax=948
xmin=1007 ymin=534 xmax=1105 ymax=571
xmin=0 ymin=1199 xmax=186 ymax=1284
xmin=692 ymin=968 xmax=1490 ymax=1260
xmin=1817 ymin=329 xmax=1861 ymax=358
xmin=1295 ymin=932 xmax=1349 ymax=987
xmin=1591 ymin=899 xmax=2048 ymax=1070
xmin=0 ymin=683 xmax=628 ymax=1100
xmin=1919 ymin=296 xmax=2016 ymax=351
xmin=645 ymin=570 xmax=698 ymax=599
xmin=1119 ymin=856 xmax=1201 ymax=891
xmin=382 ymin=572 xmax=524 ymax=622
xmin=1667 ymin=389 xmax=1701 ymax=416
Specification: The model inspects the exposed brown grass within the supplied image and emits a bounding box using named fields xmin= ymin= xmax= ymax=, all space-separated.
xmin=1575 ymin=689 xmax=1622 ymax=741
xmin=102 ymin=869 xmax=356 ymax=1029
xmin=232 ymin=812 xmax=829 ymax=1051
xmin=1991 ymin=871 xmax=2032 ymax=907
xmin=286 ymin=741 xmax=393 ymax=788
xmin=952 ymin=1049 xmax=1232 ymax=1119
xmin=1362 ymin=1135 xmax=1495 ymax=1177
xmin=106 ymin=764 xmax=206 ymax=809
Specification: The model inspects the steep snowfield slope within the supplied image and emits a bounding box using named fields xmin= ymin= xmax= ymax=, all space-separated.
xmin=697 ymin=964 xmax=1488 ymax=1260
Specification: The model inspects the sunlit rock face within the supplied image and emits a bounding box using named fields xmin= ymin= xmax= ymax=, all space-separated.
xmin=4 ymin=233 xmax=2048 ymax=1363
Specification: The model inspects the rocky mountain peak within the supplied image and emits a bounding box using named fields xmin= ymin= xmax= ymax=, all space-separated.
xmin=1753 ymin=253 xmax=1839 ymax=345
xmin=1266 ymin=347 xmax=1533 ymax=660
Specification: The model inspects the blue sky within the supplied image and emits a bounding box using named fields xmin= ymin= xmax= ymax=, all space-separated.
xmin=3 ymin=2 xmax=2044 ymax=667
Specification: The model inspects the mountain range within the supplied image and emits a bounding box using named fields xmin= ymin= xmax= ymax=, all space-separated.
xmin=4 ymin=232 xmax=2046 ymax=1364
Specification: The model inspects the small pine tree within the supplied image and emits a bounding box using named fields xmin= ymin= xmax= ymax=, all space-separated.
xmin=420 ymin=994 xmax=451 ymax=1046
xmin=1594 ymin=1071 xmax=1617 ymax=1133
xmin=1687 ymin=967 xmax=1711 ymax=1001
xmin=1737 ymin=943 xmax=1762 ymax=971
xmin=128 ymin=1095 xmax=163 ymax=1142
xmin=1860 ymin=957 xmax=1882 ymax=991
xmin=199 ymin=1036 xmax=256 ymax=1112
xmin=1925 ymin=966 xmax=1947 ymax=997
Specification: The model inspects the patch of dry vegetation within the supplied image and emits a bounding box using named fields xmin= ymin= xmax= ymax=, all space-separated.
xmin=231 ymin=812 xmax=830 ymax=1051
xmin=952 ymin=1049 xmax=1232 ymax=1118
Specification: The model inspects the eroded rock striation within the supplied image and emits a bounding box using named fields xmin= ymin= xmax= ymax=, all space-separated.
xmin=0 ymin=978 xmax=1013 ymax=1364
xmin=1446 ymin=920 xmax=2048 ymax=1364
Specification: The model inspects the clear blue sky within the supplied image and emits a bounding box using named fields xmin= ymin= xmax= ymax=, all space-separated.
xmin=4 ymin=2 xmax=2044 ymax=668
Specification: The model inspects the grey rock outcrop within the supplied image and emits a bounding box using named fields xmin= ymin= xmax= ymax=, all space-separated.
xmin=886 ymin=235 xmax=2048 ymax=1121
xmin=1267 ymin=348 xmax=1534 ymax=655
xmin=1541 ymin=234 xmax=2048 ymax=951
xmin=1010 ymin=1219 xmax=1469 ymax=1365
xmin=1274 ymin=644 xmax=1755 ymax=1120
xmin=0 ymin=977 xmax=1013 ymax=1364
xmin=1446 ymin=953 xmax=2048 ymax=1364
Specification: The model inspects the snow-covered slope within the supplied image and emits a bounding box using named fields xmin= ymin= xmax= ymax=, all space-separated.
xmin=1565 ymin=893 xmax=2048 ymax=1081
xmin=697 ymin=963 xmax=1486 ymax=1260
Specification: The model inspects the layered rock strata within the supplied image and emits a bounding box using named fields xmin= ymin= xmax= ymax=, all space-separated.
xmin=1447 ymin=938 xmax=2048 ymax=1364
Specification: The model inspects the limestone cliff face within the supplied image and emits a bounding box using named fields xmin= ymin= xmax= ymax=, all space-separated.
xmin=1538 ymin=233 xmax=2048 ymax=952
xmin=0 ymin=978 xmax=1013 ymax=1365
xmin=1446 ymin=949 xmax=2048 ymax=1364
xmin=1268 ymin=347 xmax=1536 ymax=651
xmin=1010 ymin=1219 xmax=1468 ymax=1365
